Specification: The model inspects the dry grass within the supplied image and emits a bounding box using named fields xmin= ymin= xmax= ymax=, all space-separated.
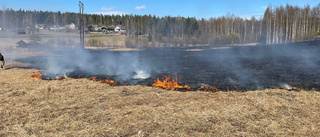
xmin=1 ymin=65 xmax=320 ymax=136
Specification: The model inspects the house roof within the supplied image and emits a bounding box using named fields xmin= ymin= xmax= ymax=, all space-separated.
xmin=16 ymin=40 xmax=40 ymax=45
xmin=16 ymin=40 xmax=42 ymax=48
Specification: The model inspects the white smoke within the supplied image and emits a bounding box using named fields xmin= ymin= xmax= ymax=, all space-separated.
xmin=41 ymin=47 xmax=152 ymax=81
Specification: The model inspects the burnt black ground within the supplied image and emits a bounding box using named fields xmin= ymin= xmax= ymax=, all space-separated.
xmin=17 ymin=41 xmax=320 ymax=91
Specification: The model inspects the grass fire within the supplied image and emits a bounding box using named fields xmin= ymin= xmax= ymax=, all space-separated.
xmin=89 ymin=76 xmax=115 ymax=86
xmin=26 ymin=41 xmax=320 ymax=92
xmin=30 ymin=71 xmax=116 ymax=86
xmin=152 ymin=75 xmax=191 ymax=91
xmin=2 ymin=1 xmax=320 ymax=136
xmin=30 ymin=71 xmax=42 ymax=80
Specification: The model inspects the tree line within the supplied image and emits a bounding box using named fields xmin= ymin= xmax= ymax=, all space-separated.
xmin=263 ymin=4 xmax=320 ymax=44
xmin=1 ymin=3 xmax=319 ymax=47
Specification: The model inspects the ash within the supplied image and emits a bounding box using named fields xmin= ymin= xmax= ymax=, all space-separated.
xmin=17 ymin=41 xmax=320 ymax=91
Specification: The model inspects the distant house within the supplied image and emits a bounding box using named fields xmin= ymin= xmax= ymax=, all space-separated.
xmin=35 ymin=24 xmax=45 ymax=30
xmin=50 ymin=26 xmax=64 ymax=32
xmin=88 ymin=25 xmax=96 ymax=32
xmin=105 ymin=27 xmax=114 ymax=34
xmin=16 ymin=40 xmax=48 ymax=51
xmin=114 ymin=26 xmax=126 ymax=35
xmin=115 ymin=26 xmax=121 ymax=32
xmin=99 ymin=26 xmax=108 ymax=33
xmin=100 ymin=26 xmax=107 ymax=30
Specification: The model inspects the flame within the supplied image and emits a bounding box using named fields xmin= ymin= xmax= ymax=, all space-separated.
xmin=91 ymin=76 xmax=98 ymax=81
xmin=90 ymin=76 xmax=115 ymax=86
xmin=54 ymin=76 xmax=63 ymax=80
xmin=105 ymin=77 xmax=115 ymax=86
xmin=30 ymin=72 xmax=66 ymax=80
xmin=30 ymin=72 xmax=42 ymax=80
xmin=152 ymin=75 xmax=190 ymax=91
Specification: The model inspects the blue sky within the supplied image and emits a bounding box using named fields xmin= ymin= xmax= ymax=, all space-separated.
xmin=0 ymin=0 xmax=319 ymax=19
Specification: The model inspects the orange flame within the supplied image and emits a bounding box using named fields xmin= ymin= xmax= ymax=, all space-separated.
xmin=90 ymin=76 xmax=115 ymax=86
xmin=152 ymin=75 xmax=190 ymax=91
xmin=30 ymin=72 xmax=42 ymax=80
xmin=91 ymin=76 xmax=98 ymax=81
xmin=105 ymin=77 xmax=115 ymax=86
xmin=54 ymin=76 xmax=63 ymax=80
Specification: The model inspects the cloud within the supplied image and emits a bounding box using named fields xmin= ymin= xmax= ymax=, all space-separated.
xmin=91 ymin=11 xmax=129 ymax=15
xmin=91 ymin=6 xmax=129 ymax=15
xmin=101 ymin=6 xmax=116 ymax=11
xmin=135 ymin=4 xmax=146 ymax=10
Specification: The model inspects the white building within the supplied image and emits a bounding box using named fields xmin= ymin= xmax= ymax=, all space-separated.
xmin=35 ymin=24 xmax=44 ymax=30
xmin=115 ymin=26 xmax=121 ymax=32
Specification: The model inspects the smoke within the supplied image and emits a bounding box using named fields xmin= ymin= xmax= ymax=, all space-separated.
xmin=40 ymin=47 xmax=154 ymax=81
xmin=13 ymin=37 xmax=320 ymax=90
xmin=195 ymin=42 xmax=320 ymax=90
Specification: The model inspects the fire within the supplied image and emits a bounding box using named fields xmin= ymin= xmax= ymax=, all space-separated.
xmin=54 ymin=76 xmax=63 ymax=80
xmin=152 ymin=75 xmax=190 ymax=91
xmin=30 ymin=72 xmax=66 ymax=80
xmin=91 ymin=76 xmax=98 ymax=81
xmin=199 ymin=83 xmax=218 ymax=92
xmin=105 ymin=77 xmax=115 ymax=86
xmin=90 ymin=76 xmax=115 ymax=86
xmin=30 ymin=72 xmax=42 ymax=80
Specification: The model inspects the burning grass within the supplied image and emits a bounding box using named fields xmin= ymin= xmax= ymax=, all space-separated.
xmin=152 ymin=74 xmax=219 ymax=92
xmin=30 ymin=71 xmax=64 ymax=80
xmin=89 ymin=76 xmax=115 ymax=86
xmin=199 ymin=83 xmax=219 ymax=92
xmin=30 ymin=71 xmax=42 ymax=80
xmin=30 ymin=71 xmax=116 ymax=86
xmin=1 ymin=66 xmax=320 ymax=136
xmin=152 ymin=75 xmax=191 ymax=91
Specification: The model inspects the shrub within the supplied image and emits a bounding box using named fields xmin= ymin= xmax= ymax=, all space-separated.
xmin=88 ymin=38 xmax=103 ymax=48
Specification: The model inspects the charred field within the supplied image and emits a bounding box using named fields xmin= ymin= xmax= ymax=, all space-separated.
xmin=17 ymin=41 xmax=320 ymax=91
xmin=2 ymin=41 xmax=320 ymax=136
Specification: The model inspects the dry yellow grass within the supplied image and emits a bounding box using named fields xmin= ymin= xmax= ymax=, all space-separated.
xmin=1 ymin=64 xmax=320 ymax=136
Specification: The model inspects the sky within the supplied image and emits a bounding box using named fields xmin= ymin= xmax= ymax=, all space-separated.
xmin=0 ymin=0 xmax=319 ymax=19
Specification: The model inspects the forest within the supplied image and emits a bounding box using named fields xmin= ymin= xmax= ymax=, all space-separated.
xmin=1 ymin=3 xmax=320 ymax=47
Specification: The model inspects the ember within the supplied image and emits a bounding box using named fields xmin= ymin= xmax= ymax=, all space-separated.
xmin=54 ymin=76 xmax=63 ymax=80
xmin=91 ymin=76 xmax=98 ymax=81
xmin=30 ymin=72 xmax=42 ymax=80
xmin=104 ymin=78 xmax=115 ymax=86
xmin=90 ymin=76 xmax=115 ymax=86
xmin=199 ymin=83 xmax=219 ymax=92
xmin=30 ymin=72 xmax=116 ymax=86
xmin=152 ymin=75 xmax=190 ymax=91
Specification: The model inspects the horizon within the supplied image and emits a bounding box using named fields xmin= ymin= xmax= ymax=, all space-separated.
xmin=0 ymin=0 xmax=319 ymax=19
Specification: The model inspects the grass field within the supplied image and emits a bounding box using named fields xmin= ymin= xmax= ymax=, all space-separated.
xmin=1 ymin=63 xmax=320 ymax=136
